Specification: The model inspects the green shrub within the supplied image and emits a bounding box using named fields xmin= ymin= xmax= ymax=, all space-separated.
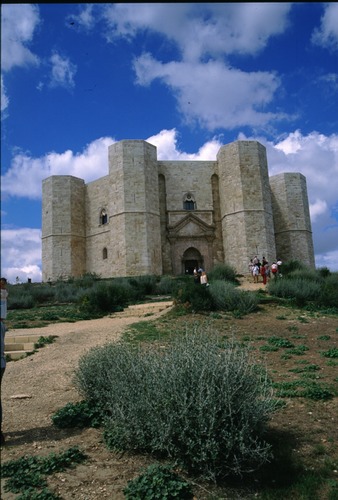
xmin=128 ymin=275 xmax=158 ymax=297
xmin=267 ymin=278 xmax=321 ymax=306
xmin=317 ymin=267 xmax=331 ymax=278
xmin=273 ymin=381 xmax=334 ymax=400
xmin=267 ymin=336 xmax=294 ymax=348
xmin=207 ymin=263 xmax=238 ymax=283
xmin=317 ymin=273 xmax=338 ymax=308
xmin=30 ymin=286 xmax=56 ymax=304
xmin=172 ymin=281 xmax=216 ymax=312
xmin=321 ymin=348 xmax=338 ymax=359
xmin=54 ymin=283 xmax=80 ymax=303
xmin=78 ymin=281 xmax=130 ymax=314
xmin=7 ymin=293 xmax=36 ymax=310
xmin=73 ymin=272 xmax=101 ymax=288
xmin=51 ymin=400 xmax=104 ymax=429
xmin=155 ymin=275 xmax=177 ymax=295
xmin=34 ymin=336 xmax=57 ymax=348
xmin=280 ymin=260 xmax=307 ymax=275
xmin=1 ymin=447 xmax=87 ymax=497
xmin=285 ymin=268 xmax=321 ymax=282
xmin=209 ymin=280 xmax=259 ymax=315
xmin=74 ymin=328 xmax=278 ymax=480
xmin=123 ymin=464 xmax=193 ymax=500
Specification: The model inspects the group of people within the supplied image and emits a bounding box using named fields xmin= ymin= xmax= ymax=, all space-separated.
xmin=193 ymin=267 xmax=209 ymax=286
xmin=249 ymin=256 xmax=282 ymax=284
xmin=1 ymin=277 xmax=8 ymax=446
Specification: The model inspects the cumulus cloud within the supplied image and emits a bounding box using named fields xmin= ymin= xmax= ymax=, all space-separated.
xmin=100 ymin=3 xmax=291 ymax=60
xmin=0 ymin=4 xmax=41 ymax=72
xmin=239 ymin=129 xmax=338 ymax=222
xmin=134 ymin=55 xmax=283 ymax=130
xmin=0 ymin=228 xmax=42 ymax=283
xmin=49 ymin=52 xmax=77 ymax=89
xmin=312 ymin=3 xmax=338 ymax=50
xmin=147 ymin=129 xmax=223 ymax=160
xmin=67 ymin=4 xmax=97 ymax=31
xmin=1 ymin=137 xmax=115 ymax=199
xmin=1 ymin=131 xmax=223 ymax=200
xmin=269 ymin=131 xmax=338 ymax=212
xmin=67 ymin=3 xmax=293 ymax=131
xmin=1 ymin=75 xmax=9 ymax=113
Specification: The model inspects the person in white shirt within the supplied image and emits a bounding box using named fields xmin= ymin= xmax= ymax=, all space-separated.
xmin=200 ymin=271 xmax=208 ymax=286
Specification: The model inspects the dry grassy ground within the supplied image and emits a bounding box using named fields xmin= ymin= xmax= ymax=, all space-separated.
xmin=1 ymin=282 xmax=337 ymax=499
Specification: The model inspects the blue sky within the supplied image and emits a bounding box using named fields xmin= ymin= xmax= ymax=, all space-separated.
xmin=1 ymin=3 xmax=338 ymax=283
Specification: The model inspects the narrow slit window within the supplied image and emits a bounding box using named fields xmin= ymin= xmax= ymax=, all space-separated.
xmin=100 ymin=209 xmax=108 ymax=225
xmin=102 ymin=247 xmax=108 ymax=259
xmin=183 ymin=193 xmax=196 ymax=210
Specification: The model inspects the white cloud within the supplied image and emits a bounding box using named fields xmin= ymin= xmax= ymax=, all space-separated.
xmin=1 ymin=75 xmax=9 ymax=113
xmin=315 ymin=249 xmax=338 ymax=271
xmin=1 ymin=137 xmax=115 ymax=199
xmin=312 ymin=3 xmax=338 ymax=50
xmin=1 ymin=131 xmax=224 ymax=200
xmin=100 ymin=3 xmax=291 ymax=60
xmin=70 ymin=4 xmax=293 ymax=131
xmin=147 ymin=129 xmax=222 ymax=160
xmin=0 ymin=228 xmax=42 ymax=283
xmin=310 ymin=199 xmax=328 ymax=221
xmin=241 ymin=130 xmax=338 ymax=222
xmin=0 ymin=4 xmax=41 ymax=72
xmin=134 ymin=54 xmax=284 ymax=130
xmin=67 ymin=4 xmax=97 ymax=31
xmin=49 ymin=52 xmax=77 ymax=89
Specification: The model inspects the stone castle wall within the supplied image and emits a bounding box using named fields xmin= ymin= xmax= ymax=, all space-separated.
xmin=42 ymin=176 xmax=86 ymax=281
xmin=270 ymin=173 xmax=315 ymax=267
xmin=41 ymin=139 xmax=315 ymax=281
xmin=216 ymin=141 xmax=276 ymax=272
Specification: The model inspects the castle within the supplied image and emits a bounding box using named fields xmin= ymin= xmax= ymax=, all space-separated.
xmin=42 ymin=139 xmax=315 ymax=281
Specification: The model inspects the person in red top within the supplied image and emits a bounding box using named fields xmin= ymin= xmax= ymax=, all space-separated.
xmin=260 ymin=263 xmax=267 ymax=285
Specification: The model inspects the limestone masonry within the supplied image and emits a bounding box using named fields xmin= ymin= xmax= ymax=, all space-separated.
xmin=42 ymin=139 xmax=315 ymax=281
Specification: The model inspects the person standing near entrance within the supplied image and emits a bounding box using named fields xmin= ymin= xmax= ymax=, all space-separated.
xmin=200 ymin=270 xmax=208 ymax=286
xmin=260 ymin=262 xmax=267 ymax=285
xmin=252 ymin=263 xmax=259 ymax=283
xmin=1 ymin=277 xmax=8 ymax=446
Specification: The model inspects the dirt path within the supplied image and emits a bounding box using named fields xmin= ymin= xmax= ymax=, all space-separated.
xmin=1 ymin=301 xmax=174 ymax=499
xmin=0 ymin=280 xmax=279 ymax=499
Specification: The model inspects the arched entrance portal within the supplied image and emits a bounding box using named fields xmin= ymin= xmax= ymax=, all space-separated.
xmin=182 ymin=247 xmax=204 ymax=275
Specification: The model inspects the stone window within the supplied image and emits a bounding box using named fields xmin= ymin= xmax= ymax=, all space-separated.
xmin=100 ymin=209 xmax=108 ymax=225
xmin=102 ymin=247 xmax=108 ymax=259
xmin=183 ymin=193 xmax=196 ymax=211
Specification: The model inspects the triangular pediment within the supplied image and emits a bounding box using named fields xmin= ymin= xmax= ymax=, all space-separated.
xmin=168 ymin=214 xmax=213 ymax=238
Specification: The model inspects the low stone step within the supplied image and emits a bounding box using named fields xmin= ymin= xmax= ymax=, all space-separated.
xmin=5 ymin=335 xmax=42 ymax=344
xmin=5 ymin=334 xmax=48 ymax=361
xmin=5 ymin=350 xmax=29 ymax=361
xmin=5 ymin=342 xmax=36 ymax=352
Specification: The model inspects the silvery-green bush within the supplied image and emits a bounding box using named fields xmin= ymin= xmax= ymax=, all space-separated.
xmin=207 ymin=263 xmax=237 ymax=283
xmin=155 ymin=275 xmax=177 ymax=295
xmin=74 ymin=327 xmax=277 ymax=480
xmin=209 ymin=280 xmax=259 ymax=314
xmin=267 ymin=278 xmax=321 ymax=306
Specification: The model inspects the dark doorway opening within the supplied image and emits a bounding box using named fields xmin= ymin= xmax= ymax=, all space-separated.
xmin=185 ymin=260 xmax=198 ymax=275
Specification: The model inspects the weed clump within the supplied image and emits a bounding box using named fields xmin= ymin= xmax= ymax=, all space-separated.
xmin=1 ymin=446 xmax=87 ymax=498
xmin=123 ymin=464 xmax=193 ymax=499
xmin=74 ymin=327 xmax=278 ymax=481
